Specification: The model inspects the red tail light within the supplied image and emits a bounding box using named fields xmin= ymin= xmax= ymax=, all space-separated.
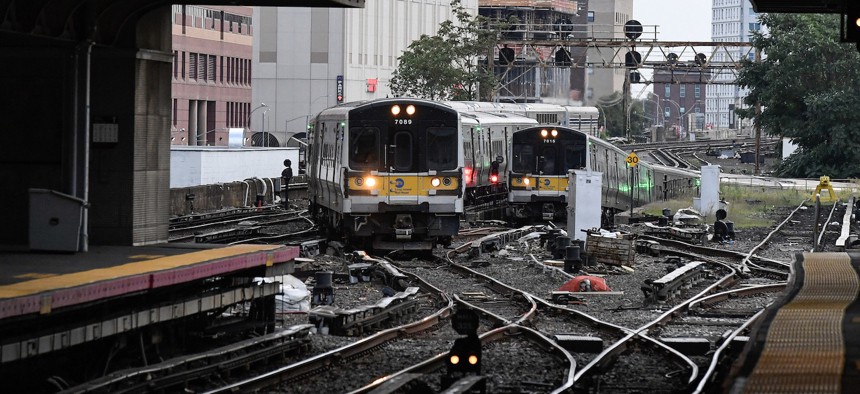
xmin=490 ymin=174 xmax=498 ymax=183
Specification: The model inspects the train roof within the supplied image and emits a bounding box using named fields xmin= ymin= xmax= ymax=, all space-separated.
xmin=315 ymin=97 xmax=459 ymax=118
xmin=460 ymin=109 xmax=538 ymax=126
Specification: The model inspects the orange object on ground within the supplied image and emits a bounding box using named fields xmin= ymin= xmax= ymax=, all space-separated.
xmin=558 ymin=276 xmax=611 ymax=292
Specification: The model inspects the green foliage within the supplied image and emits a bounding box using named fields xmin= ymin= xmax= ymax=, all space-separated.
xmin=737 ymin=13 xmax=860 ymax=178
xmin=595 ymin=92 xmax=645 ymax=138
xmin=389 ymin=1 xmax=499 ymax=101
xmin=641 ymin=185 xmax=803 ymax=228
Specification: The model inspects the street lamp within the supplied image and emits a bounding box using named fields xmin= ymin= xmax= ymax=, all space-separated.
xmin=595 ymin=105 xmax=607 ymax=136
xmin=284 ymin=114 xmax=311 ymax=146
xmin=247 ymin=102 xmax=267 ymax=129
xmin=246 ymin=103 xmax=267 ymax=147
xmin=663 ymin=98 xmax=682 ymax=139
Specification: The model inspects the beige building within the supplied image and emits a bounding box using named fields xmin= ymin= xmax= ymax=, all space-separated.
xmin=586 ymin=0 xmax=633 ymax=105
xmin=252 ymin=1 xmax=478 ymax=144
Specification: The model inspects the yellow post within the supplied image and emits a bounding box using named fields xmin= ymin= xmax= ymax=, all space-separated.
xmin=812 ymin=176 xmax=837 ymax=202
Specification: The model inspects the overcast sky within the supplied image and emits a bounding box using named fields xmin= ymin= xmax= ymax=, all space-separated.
xmin=633 ymin=0 xmax=712 ymax=41
xmin=631 ymin=1 xmax=713 ymax=96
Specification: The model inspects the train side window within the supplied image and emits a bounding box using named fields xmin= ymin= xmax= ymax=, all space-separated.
xmin=512 ymin=144 xmax=534 ymax=173
xmin=393 ymin=131 xmax=413 ymax=171
xmin=349 ymin=127 xmax=380 ymax=169
xmin=426 ymin=127 xmax=457 ymax=170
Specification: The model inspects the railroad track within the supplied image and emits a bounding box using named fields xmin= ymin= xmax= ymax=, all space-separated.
xmin=60 ymin=197 xmax=855 ymax=393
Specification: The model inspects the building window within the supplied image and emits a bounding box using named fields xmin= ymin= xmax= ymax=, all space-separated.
xmin=207 ymin=55 xmax=216 ymax=82
xmin=587 ymin=11 xmax=595 ymax=23
xmin=664 ymin=85 xmax=671 ymax=97
xmin=680 ymin=85 xmax=686 ymax=98
xmin=695 ymin=85 xmax=701 ymax=98
xmin=189 ymin=53 xmax=198 ymax=80
xmin=749 ymin=22 xmax=760 ymax=32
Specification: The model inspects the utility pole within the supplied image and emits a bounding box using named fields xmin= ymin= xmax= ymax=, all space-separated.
xmin=754 ymin=47 xmax=762 ymax=175
xmin=623 ymin=69 xmax=630 ymax=141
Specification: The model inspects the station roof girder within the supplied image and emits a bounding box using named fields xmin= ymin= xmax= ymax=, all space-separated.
xmin=748 ymin=0 xmax=843 ymax=14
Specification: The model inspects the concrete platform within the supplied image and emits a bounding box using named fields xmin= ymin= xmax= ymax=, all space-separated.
xmin=0 ymin=243 xmax=298 ymax=321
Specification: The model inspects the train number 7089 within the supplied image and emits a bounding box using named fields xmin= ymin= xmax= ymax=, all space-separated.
xmin=393 ymin=119 xmax=413 ymax=125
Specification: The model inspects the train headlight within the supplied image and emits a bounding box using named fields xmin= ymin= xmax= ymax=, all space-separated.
xmin=523 ymin=178 xmax=530 ymax=185
xmin=540 ymin=129 xmax=548 ymax=138
xmin=406 ymin=104 xmax=416 ymax=115
xmin=391 ymin=105 xmax=401 ymax=116
xmin=366 ymin=177 xmax=377 ymax=187
xmin=355 ymin=177 xmax=363 ymax=186
xmin=468 ymin=355 xmax=479 ymax=365
xmin=450 ymin=355 xmax=460 ymax=365
xmin=551 ymin=129 xmax=558 ymax=137
xmin=431 ymin=177 xmax=441 ymax=187
xmin=443 ymin=177 xmax=452 ymax=186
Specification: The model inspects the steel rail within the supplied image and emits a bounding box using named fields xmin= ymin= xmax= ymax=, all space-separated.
xmin=739 ymin=199 xmax=809 ymax=272
xmin=201 ymin=268 xmax=454 ymax=394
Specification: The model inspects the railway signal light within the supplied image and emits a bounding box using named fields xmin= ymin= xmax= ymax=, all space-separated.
xmin=624 ymin=20 xmax=643 ymax=40
xmin=444 ymin=309 xmax=483 ymax=392
xmin=489 ymin=160 xmax=500 ymax=184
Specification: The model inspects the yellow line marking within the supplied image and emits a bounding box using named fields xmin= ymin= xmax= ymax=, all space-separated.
xmin=0 ymin=245 xmax=283 ymax=299
xmin=15 ymin=273 xmax=57 ymax=279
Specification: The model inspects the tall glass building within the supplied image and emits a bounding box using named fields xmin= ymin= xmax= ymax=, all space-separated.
xmin=706 ymin=0 xmax=761 ymax=131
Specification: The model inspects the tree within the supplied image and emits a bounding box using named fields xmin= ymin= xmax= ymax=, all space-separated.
xmin=389 ymin=0 xmax=498 ymax=101
xmin=737 ymin=13 xmax=860 ymax=178
xmin=595 ymin=92 xmax=646 ymax=139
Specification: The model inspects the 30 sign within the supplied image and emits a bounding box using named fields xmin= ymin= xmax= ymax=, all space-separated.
xmin=626 ymin=152 xmax=639 ymax=167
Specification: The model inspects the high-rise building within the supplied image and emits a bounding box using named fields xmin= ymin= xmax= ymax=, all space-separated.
xmin=171 ymin=5 xmax=254 ymax=147
xmin=251 ymin=1 xmax=477 ymax=145
xmin=707 ymin=0 xmax=761 ymax=131
xmin=586 ymin=0 xmax=632 ymax=105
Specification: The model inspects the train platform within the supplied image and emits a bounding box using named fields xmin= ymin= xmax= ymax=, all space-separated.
xmin=0 ymin=243 xmax=299 ymax=365
xmin=727 ymin=252 xmax=860 ymax=393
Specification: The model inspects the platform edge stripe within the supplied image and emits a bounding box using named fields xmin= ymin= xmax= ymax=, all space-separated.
xmin=0 ymin=245 xmax=284 ymax=300
xmin=0 ymin=245 xmax=292 ymax=321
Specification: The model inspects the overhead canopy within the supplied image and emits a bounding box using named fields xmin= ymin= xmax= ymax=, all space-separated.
xmin=748 ymin=0 xmax=842 ymax=13
xmin=0 ymin=0 xmax=365 ymax=46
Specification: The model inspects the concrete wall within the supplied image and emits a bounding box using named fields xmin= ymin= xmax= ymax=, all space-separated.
xmin=170 ymin=146 xmax=299 ymax=188
xmin=169 ymin=174 xmax=307 ymax=216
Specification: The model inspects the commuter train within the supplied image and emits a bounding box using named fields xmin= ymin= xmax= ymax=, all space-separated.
xmin=307 ymin=98 xmax=695 ymax=251
xmin=507 ymin=125 xmax=699 ymax=223
xmin=308 ymin=98 xmax=466 ymax=251
xmin=308 ymin=98 xmax=543 ymax=251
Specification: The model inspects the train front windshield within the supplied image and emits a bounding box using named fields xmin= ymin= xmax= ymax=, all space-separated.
xmin=348 ymin=102 xmax=459 ymax=173
xmin=426 ymin=127 xmax=458 ymax=170
xmin=512 ymin=128 xmax=587 ymax=175
xmin=350 ymin=127 xmax=381 ymax=170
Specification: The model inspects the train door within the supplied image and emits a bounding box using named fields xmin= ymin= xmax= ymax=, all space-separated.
xmin=538 ymin=144 xmax=560 ymax=195
xmin=385 ymin=127 xmax=419 ymax=206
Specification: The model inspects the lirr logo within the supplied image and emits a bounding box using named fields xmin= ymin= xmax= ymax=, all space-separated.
xmin=395 ymin=178 xmax=405 ymax=188
xmin=544 ymin=179 xmax=551 ymax=186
